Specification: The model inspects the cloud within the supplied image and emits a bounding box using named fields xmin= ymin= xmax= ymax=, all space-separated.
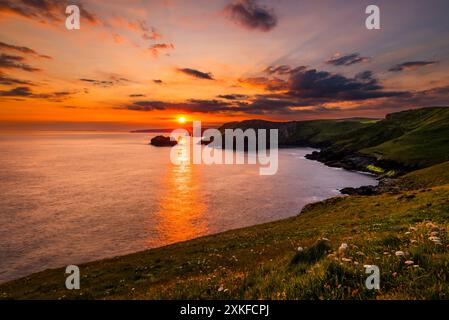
xmin=153 ymin=79 xmax=164 ymax=84
xmin=149 ymin=43 xmax=174 ymax=58
xmin=178 ymin=68 xmax=214 ymax=80
xmin=389 ymin=61 xmax=437 ymax=72
xmin=326 ymin=53 xmax=371 ymax=66
xmin=123 ymin=99 xmax=235 ymax=113
xmin=0 ymin=53 xmax=40 ymax=72
xmin=225 ymin=0 xmax=277 ymax=32
xmin=138 ymin=21 xmax=163 ymax=40
xmin=264 ymin=65 xmax=306 ymax=75
xmin=285 ymin=67 xmax=406 ymax=101
xmin=0 ymin=86 xmax=72 ymax=100
xmin=0 ymin=41 xmax=51 ymax=59
xmin=0 ymin=0 xmax=99 ymax=25
xmin=79 ymin=75 xmax=131 ymax=87
xmin=129 ymin=93 xmax=146 ymax=97
xmin=238 ymin=76 xmax=289 ymax=91
xmin=217 ymin=94 xmax=249 ymax=100
xmin=111 ymin=32 xmax=124 ymax=44
xmin=0 ymin=73 xmax=34 ymax=85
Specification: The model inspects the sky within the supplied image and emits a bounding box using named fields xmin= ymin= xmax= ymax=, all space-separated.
xmin=0 ymin=0 xmax=449 ymax=130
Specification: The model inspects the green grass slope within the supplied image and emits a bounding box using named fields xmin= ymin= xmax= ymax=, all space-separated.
xmin=330 ymin=107 xmax=449 ymax=168
xmin=2 ymin=162 xmax=449 ymax=300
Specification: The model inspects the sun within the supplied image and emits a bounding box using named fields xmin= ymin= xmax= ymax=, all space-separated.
xmin=177 ymin=116 xmax=187 ymax=124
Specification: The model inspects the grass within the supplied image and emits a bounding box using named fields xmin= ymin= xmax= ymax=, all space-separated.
xmin=1 ymin=161 xmax=449 ymax=300
xmin=334 ymin=107 xmax=449 ymax=168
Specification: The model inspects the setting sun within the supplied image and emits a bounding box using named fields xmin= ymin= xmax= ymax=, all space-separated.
xmin=177 ymin=116 xmax=187 ymax=124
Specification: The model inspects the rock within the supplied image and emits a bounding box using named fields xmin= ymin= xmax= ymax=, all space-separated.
xmin=340 ymin=185 xmax=377 ymax=196
xmin=150 ymin=135 xmax=177 ymax=147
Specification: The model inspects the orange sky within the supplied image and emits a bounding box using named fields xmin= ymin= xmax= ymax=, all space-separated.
xmin=1 ymin=0 xmax=449 ymax=130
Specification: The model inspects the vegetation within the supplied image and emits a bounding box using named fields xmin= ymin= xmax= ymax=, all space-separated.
xmin=1 ymin=160 xmax=449 ymax=300
xmin=329 ymin=107 xmax=449 ymax=168
xmin=1 ymin=107 xmax=448 ymax=300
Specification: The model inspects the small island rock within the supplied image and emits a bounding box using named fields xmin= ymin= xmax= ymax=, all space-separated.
xmin=150 ymin=135 xmax=177 ymax=147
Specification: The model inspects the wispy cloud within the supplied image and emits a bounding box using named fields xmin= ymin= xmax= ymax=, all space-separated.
xmin=0 ymin=53 xmax=40 ymax=72
xmin=149 ymin=43 xmax=174 ymax=58
xmin=177 ymin=68 xmax=214 ymax=80
xmin=79 ymin=75 xmax=131 ymax=87
xmin=389 ymin=60 xmax=437 ymax=72
xmin=326 ymin=53 xmax=371 ymax=66
xmin=0 ymin=86 xmax=72 ymax=101
xmin=0 ymin=0 xmax=99 ymax=25
xmin=0 ymin=41 xmax=51 ymax=59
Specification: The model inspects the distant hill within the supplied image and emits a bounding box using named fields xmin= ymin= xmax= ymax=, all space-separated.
xmin=217 ymin=107 xmax=449 ymax=174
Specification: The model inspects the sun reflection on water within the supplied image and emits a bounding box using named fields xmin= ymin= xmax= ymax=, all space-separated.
xmin=150 ymin=140 xmax=208 ymax=245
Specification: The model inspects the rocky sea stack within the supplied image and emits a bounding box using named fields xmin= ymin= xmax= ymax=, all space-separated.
xmin=150 ymin=135 xmax=177 ymax=147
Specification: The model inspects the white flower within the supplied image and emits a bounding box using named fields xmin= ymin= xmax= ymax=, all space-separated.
xmin=395 ymin=251 xmax=405 ymax=256
xmin=297 ymin=246 xmax=304 ymax=252
xmin=341 ymin=258 xmax=352 ymax=262
xmin=339 ymin=243 xmax=348 ymax=252
xmin=218 ymin=286 xmax=224 ymax=292
xmin=404 ymin=260 xmax=414 ymax=265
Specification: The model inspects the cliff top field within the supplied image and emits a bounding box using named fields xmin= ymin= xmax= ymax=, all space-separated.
xmin=1 ymin=107 xmax=449 ymax=300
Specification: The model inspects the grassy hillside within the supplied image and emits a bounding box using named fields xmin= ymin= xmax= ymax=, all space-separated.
xmin=218 ymin=118 xmax=374 ymax=147
xmin=327 ymin=107 xmax=449 ymax=169
xmin=218 ymin=107 xmax=449 ymax=171
xmin=2 ymin=162 xmax=449 ymax=300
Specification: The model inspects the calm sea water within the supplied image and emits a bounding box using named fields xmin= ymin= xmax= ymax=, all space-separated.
xmin=0 ymin=131 xmax=376 ymax=282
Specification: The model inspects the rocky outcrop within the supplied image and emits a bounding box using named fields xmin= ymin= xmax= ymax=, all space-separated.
xmin=340 ymin=185 xmax=377 ymax=196
xmin=150 ymin=135 xmax=177 ymax=147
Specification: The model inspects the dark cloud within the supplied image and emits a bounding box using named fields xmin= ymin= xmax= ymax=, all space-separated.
xmin=119 ymin=64 xmax=449 ymax=117
xmin=123 ymin=99 xmax=235 ymax=113
xmin=225 ymin=0 xmax=277 ymax=32
xmin=0 ymin=53 xmax=40 ymax=72
xmin=217 ymin=94 xmax=249 ymax=100
xmin=389 ymin=61 xmax=437 ymax=72
xmin=129 ymin=93 xmax=146 ymax=97
xmin=326 ymin=53 xmax=371 ymax=66
xmin=0 ymin=86 xmax=72 ymax=101
xmin=79 ymin=76 xmax=130 ymax=87
xmin=286 ymin=68 xmax=406 ymax=101
xmin=178 ymin=68 xmax=214 ymax=80
xmin=238 ymin=76 xmax=289 ymax=91
xmin=264 ymin=65 xmax=306 ymax=75
xmin=0 ymin=73 xmax=34 ymax=85
xmin=153 ymin=79 xmax=164 ymax=84
xmin=0 ymin=0 xmax=99 ymax=24
xmin=0 ymin=41 xmax=51 ymax=59
xmin=149 ymin=43 xmax=174 ymax=57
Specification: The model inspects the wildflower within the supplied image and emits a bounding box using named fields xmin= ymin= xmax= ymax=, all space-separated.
xmin=342 ymin=258 xmax=352 ymax=262
xmin=297 ymin=246 xmax=304 ymax=252
xmin=395 ymin=251 xmax=405 ymax=256
xmin=218 ymin=286 xmax=224 ymax=292
xmin=404 ymin=260 xmax=414 ymax=265
xmin=339 ymin=243 xmax=348 ymax=252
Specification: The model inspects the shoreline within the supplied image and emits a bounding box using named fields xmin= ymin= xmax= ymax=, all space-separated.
xmin=0 ymin=147 xmax=378 ymax=285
